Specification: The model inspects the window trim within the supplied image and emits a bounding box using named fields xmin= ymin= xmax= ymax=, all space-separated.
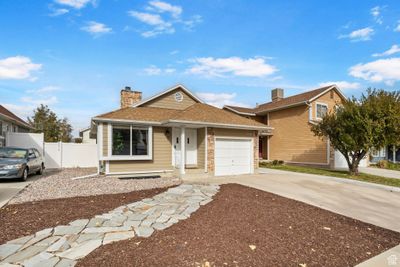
xmin=108 ymin=124 xmax=153 ymax=160
xmin=315 ymin=102 xmax=328 ymax=120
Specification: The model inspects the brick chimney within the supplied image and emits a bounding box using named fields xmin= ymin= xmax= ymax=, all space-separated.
xmin=271 ymin=88 xmax=284 ymax=102
xmin=120 ymin=86 xmax=142 ymax=108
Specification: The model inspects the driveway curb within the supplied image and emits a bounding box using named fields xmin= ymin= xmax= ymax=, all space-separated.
xmin=259 ymin=168 xmax=400 ymax=193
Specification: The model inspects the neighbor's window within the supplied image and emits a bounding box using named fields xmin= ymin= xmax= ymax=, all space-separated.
xmin=316 ymin=103 xmax=328 ymax=119
xmin=112 ymin=125 xmax=150 ymax=157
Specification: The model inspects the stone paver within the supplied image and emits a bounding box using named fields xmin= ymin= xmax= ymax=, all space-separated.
xmin=0 ymin=184 xmax=219 ymax=267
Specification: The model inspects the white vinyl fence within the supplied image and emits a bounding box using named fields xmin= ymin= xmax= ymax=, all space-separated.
xmin=6 ymin=132 xmax=98 ymax=169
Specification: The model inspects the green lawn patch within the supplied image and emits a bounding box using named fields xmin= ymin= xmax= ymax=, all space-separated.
xmin=260 ymin=162 xmax=400 ymax=188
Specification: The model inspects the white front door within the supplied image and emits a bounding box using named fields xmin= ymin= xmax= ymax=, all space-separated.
xmin=172 ymin=128 xmax=197 ymax=168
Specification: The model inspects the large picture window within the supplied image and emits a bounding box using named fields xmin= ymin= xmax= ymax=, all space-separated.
xmin=111 ymin=125 xmax=152 ymax=159
xmin=316 ymin=103 xmax=328 ymax=119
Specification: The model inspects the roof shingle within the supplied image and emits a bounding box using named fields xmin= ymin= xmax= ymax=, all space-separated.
xmin=0 ymin=105 xmax=31 ymax=128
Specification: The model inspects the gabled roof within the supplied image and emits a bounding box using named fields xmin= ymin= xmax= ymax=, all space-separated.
xmin=224 ymin=105 xmax=256 ymax=116
xmin=0 ymin=105 xmax=32 ymax=129
xmin=224 ymin=85 xmax=346 ymax=115
xmin=133 ymin=84 xmax=204 ymax=107
xmin=93 ymin=103 xmax=270 ymax=130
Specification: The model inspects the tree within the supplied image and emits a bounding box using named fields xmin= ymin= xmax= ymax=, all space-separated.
xmin=311 ymin=89 xmax=400 ymax=175
xmin=28 ymin=104 xmax=73 ymax=142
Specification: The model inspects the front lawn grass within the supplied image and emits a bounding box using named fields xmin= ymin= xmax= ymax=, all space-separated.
xmin=260 ymin=162 xmax=400 ymax=188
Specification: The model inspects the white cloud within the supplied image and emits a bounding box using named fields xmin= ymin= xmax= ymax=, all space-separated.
xmin=370 ymin=6 xmax=383 ymax=24
xmin=49 ymin=8 xmax=69 ymax=16
xmin=143 ymin=65 xmax=175 ymax=75
xmin=170 ymin=50 xmax=179 ymax=55
xmin=81 ymin=21 xmax=112 ymax=36
xmin=128 ymin=11 xmax=173 ymax=37
xmin=26 ymin=86 xmax=60 ymax=94
xmin=372 ymin=45 xmax=400 ymax=57
xmin=148 ymin=1 xmax=182 ymax=18
xmin=349 ymin=57 xmax=400 ymax=85
xmin=319 ymin=81 xmax=361 ymax=90
xmin=182 ymin=15 xmax=202 ymax=31
xmin=339 ymin=27 xmax=374 ymax=41
xmin=0 ymin=56 xmax=42 ymax=80
xmin=395 ymin=21 xmax=400 ymax=32
xmin=187 ymin=57 xmax=278 ymax=78
xmin=128 ymin=1 xmax=201 ymax=38
xmin=21 ymin=96 xmax=58 ymax=106
xmin=196 ymin=92 xmax=249 ymax=108
xmin=54 ymin=0 xmax=93 ymax=9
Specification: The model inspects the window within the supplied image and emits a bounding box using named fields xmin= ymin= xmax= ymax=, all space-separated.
xmin=111 ymin=125 xmax=152 ymax=159
xmin=316 ymin=103 xmax=328 ymax=119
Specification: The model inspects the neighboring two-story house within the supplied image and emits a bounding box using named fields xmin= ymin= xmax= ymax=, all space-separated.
xmin=224 ymin=85 xmax=349 ymax=168
xmin=0 ymin=105 xmax=33 ymax=147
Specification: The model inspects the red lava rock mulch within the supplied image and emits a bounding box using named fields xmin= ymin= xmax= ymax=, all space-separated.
xmin=78 ymin=184 xmax=400 ymax=267
xmin=0 ymin=187 xmax=168 ymax=244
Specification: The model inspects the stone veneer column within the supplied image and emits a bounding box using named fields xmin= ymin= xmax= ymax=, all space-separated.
xmin=254 ymin=131 xmax=259 ymax=170
xmin=207 ymin=128 xmax=215 ymax=173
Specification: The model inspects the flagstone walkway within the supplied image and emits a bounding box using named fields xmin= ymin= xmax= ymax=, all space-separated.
xmin=0 ymin=184 xmax=219 ymax=267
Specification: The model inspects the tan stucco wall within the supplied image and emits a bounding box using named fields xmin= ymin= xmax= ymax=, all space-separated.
xmin=107 ymin=127 xmax=173 ymax=173
xmin=268 ymin=105 xmax=328 ymax=164
xmin=197 ymin=128 xmax=206 ymax=169
xmin=142 ymin=88 xmax=197 ymax=110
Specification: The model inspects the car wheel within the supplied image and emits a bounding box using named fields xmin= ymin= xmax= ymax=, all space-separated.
xmin=21 ymin=168 xmax=28 ymax=181
xmin=37 ymin=164 xmax=44 ymax=175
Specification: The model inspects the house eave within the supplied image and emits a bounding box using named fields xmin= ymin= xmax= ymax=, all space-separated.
xmin=256 ymin=101 xmax=308 ymax=115
xmin=223 ymin=106 xmax=256 ymax=116
xmin=164 ymin=119 xmax=272 ymax=130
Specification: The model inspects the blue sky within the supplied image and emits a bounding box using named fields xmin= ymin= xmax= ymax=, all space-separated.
xmin=1 ymin=0 xmax=400 ymax=136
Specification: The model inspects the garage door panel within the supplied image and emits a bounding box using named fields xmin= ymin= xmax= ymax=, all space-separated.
xmin=214 ymin=138 xmax=252 ymax=176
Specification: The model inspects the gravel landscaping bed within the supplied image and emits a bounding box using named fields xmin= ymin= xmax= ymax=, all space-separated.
xmin=79 ymin=184 xmax=400 ymax=267
xmin=10 ymin=168 xmax=180 ymax=204
xmin=0 ymin=187 xmax=168 ymax=244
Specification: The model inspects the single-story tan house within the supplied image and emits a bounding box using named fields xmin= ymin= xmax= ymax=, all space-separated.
xmin=92 ymin=85 xmax=272 ymax=177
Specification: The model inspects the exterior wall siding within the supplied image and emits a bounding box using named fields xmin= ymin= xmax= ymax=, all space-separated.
xmin=312 ymin=90 xmax=343 ymax=120
xmin=197 ymin=128 xmax=206 ymax=169
xmin=142 ymin=89 xmax=197 ymax=110
xmin=107 ymin=127 xmax=173 ymax=173
xmin=102 ymin=123 xmax=108 ymax=157
xmin=268 ymin=105 xmax=328 ymax=164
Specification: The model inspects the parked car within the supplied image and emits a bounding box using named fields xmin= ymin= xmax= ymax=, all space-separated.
xmin=0 ymin=147 xmax=45 ymax=181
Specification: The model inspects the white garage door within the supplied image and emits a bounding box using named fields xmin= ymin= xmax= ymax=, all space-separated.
xmin=215 ymin=138 xmax=253 ymax=176
xmin=334 ymin=150 xmax=368 ymax=169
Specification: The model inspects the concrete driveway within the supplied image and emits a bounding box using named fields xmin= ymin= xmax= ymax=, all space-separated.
xmin=0 ymin=170 xmax=58 ymax=208
xmin=360 ymin=167 xmax=400 ymax=179
xmin=188 ymin=168 xmax=400 ymax=233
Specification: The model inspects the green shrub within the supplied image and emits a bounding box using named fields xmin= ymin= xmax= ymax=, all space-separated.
xmin=278 ymin=160 xmax=284 ymax=165
xmin=272 ymin=160 xmax=279 ymax=165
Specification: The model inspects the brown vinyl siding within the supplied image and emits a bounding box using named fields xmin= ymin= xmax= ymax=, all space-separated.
xmin=102 ymin=123 xmax=108 ymax=157
xmin=197 ymin=128 xmax=206 ymax=168
xmin=268 ymin=105 xmax=328 ymax=164
xmin=108 ymin=127 xmax=173 ymax=173
xmin=142 ymin=89 xmax=197 ymax=110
